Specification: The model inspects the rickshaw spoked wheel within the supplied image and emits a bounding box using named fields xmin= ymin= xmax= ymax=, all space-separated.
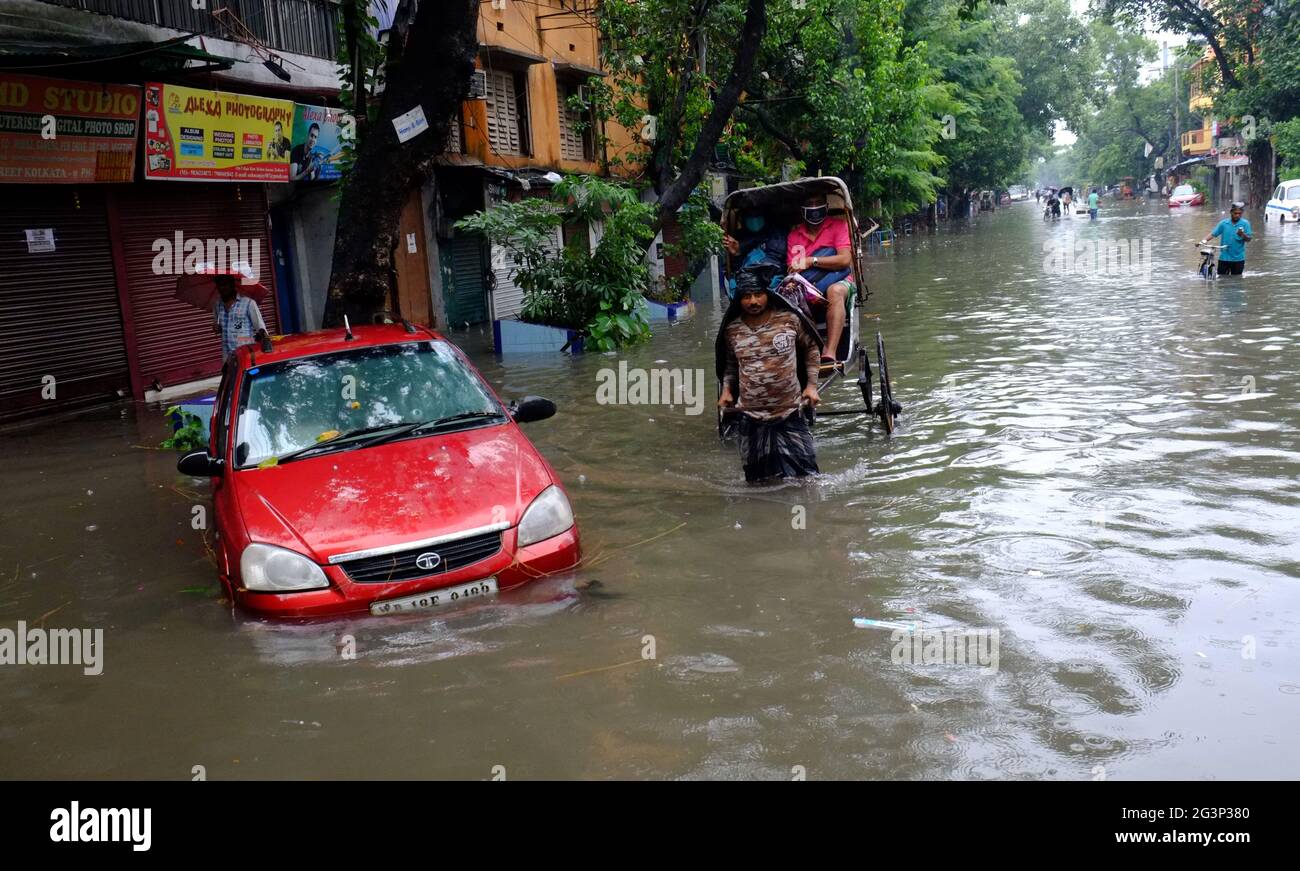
xmin=875 ymin=332 xmax=896 ymax=434
xmin=857 ymin=347 xmax=872 ymax=414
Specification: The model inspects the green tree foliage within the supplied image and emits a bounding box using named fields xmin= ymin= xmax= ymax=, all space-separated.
xmin=750 ymin=0 xmax=946 ymax=217
xmin=1274 ymin=119 xmax=1300 ymax=180
xmin=996 ymin=0 xmax=1096 ymax=139
xmin=454 ymin=177 xmax=655 ymax=351
xmin=1064 ymin=24 xmax=1189 ymax=185
xmin=904 ymin=0 xmax=1032 ymax=196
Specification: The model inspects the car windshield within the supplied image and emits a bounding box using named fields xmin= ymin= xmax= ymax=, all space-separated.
xmin=1287 ymin=185 xmax=1300 ymax=200
xmin=234 ymin=340 xmax=499 ymax=468
xmin=1173 ymin=185 xmax=1195 ymax=196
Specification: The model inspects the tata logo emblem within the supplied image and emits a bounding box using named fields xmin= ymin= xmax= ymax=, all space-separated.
xmin=414 ymin=552 xmax=442 ymax=571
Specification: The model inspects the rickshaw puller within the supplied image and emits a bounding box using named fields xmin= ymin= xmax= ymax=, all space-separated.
xmin=717 ymin=270 xmax=822 ymax=483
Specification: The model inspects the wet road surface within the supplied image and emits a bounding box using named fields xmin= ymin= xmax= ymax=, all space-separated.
xmin=2 ymin=198 xmax=1298 ymax=779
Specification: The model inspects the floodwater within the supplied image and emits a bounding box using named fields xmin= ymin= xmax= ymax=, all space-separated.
xmin=3 ymin=198 xmax=1298 ymax=780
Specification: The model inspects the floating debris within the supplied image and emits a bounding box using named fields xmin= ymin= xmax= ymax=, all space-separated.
xmin=853 ymin=617 xmax=918 ymax=632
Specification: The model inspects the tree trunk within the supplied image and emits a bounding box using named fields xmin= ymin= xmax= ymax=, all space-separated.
xmin=323 ymin=0 xmax=478 ymax=328
xmin=648 ymin=0 xmax=768 ymax=239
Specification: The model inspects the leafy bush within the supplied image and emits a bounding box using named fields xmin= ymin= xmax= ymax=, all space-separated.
xmin=455 ymin=175 xmax=655 ymax=351
xmin=162 ymin=407 xmax=208 ymax=453
xmin=661 ymin=188 xmax=723 ymax=302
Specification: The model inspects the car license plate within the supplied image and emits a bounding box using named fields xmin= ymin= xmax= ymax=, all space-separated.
xmin=370 ymin=577 xmax=498 ymax=615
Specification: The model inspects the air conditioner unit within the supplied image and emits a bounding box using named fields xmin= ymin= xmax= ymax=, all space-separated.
xmin=469 ymin=69 xmax=487 ymax=100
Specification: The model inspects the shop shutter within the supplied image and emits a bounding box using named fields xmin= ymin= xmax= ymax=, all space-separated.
xmin=446 ymin=232 xmax=488 ymax=326
xmin=491 ymin=228 xmax=560 ymax=321
xmin=0 ymin=186 xmax=129 ymax=420
xmin=485 ymin=70 xmax=521 ymax=156
xmin=116 ymin=183 xmax=278 ymax=392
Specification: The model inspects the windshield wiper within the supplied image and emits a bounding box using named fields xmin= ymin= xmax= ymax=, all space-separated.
xmin=270 ymin=421 xmax=422 ymax=465
xmin=413 ymin=411 xmax=505 ymax=433
xmin=365 ymin=411 xmax=505 ymax=447
xmin=260 ymin=413 xmax=505 ymax=466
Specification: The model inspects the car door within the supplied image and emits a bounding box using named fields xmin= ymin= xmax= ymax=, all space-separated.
xmin=209 ymin=359 xmax=239 ymax=580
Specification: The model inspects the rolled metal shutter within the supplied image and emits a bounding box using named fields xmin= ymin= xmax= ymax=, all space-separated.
xmin=489 ymin=240 xmax=524 ymax=321
xmin=491 ymin=228 xmax=559 ymax=321
xmin=0 ymin=186 xmax=129 ymax=420
xmin=117 ymin=183 xmax=278 ymax=391
xmin=446 ymin=232 xmax=488 ymax=326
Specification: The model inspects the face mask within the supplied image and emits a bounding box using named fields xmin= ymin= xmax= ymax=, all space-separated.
xmin=743 ymin=215 xmax=765 ymax=233
xmin=803 ymin=205 xmax=828 ymax=225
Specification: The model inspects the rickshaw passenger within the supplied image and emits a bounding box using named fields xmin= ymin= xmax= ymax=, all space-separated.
xmin=723 ymin=212 xmax=786 ymax=298
xmin=787 ymin=194 xmax=854 ymax=365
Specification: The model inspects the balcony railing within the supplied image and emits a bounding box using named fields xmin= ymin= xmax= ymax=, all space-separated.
xmin=1181 ymin=127 xmax=1213 ymax=154
xmin=39 ymin=0 xmax=339 ymax=60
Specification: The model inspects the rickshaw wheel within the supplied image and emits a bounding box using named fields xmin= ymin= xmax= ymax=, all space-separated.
xmin=876 ymin=332 xmax=896 ymax=434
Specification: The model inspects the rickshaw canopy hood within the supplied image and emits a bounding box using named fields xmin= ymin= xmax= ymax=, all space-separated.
xmin=723 ymin=176 xmax=855 ymax=216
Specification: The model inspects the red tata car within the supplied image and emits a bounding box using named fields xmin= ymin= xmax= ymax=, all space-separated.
xmin=1167 ymin=184 xmax=1206 ymax=208
xmin=178 ymin=324 xmax=580 ymax=618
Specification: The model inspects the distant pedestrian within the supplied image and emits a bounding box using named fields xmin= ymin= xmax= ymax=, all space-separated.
xmin=1088 ymin=188 xmax=1100 ymax=221
xmin=213 ymin=274 xmax=269 ymax=359
xmin=1201 ymin=203 xmax=1252 ymax=276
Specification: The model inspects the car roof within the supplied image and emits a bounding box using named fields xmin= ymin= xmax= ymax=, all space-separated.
xmin=233 ymin=323 xmax=446 ymax=368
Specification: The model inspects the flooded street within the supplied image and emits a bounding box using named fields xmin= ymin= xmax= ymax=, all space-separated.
xmin=4 ymin=199 xmax=1298 ymax=780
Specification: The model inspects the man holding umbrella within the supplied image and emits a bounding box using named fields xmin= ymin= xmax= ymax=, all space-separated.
xmin=175 ymin=262 xmax=271 ymax=359
xmin=213 ymin=274 xmax=269 ymax=359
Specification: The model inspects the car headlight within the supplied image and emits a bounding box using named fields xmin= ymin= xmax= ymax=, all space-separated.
xmin=517 ymin=485 xmax=574 ymax=547
xmin=240 ymin=543 xmax=329 ymax=592
xmin=1292 ymin=207 xmax=1299 ymax=219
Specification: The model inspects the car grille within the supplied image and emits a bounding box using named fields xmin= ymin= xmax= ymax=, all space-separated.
xmin=336 ymin=530 xmax=503 ymax=584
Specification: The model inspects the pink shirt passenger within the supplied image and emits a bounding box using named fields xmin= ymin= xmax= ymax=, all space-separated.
xmin=787 ymin=217 xmax=853 ymax=280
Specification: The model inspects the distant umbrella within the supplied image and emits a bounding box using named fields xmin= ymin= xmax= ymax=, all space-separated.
xmin=174 ymin=261 xmax=269 ymax=312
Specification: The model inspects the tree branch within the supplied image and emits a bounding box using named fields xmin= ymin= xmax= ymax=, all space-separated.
xmin=651 ymin=0 xmax=767 ymax=234
xmin=736 ymin=101 xmax=803 ymax=159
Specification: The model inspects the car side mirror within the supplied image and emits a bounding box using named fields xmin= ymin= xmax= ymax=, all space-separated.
xmin=509 ymin=396 xmax=556 ymax=424
xmin=178 ymin=451 xmax=225 ymax=477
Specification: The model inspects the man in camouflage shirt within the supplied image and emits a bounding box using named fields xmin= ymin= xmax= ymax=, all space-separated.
xmin=717 ymin=270 xmax=822 ymax=482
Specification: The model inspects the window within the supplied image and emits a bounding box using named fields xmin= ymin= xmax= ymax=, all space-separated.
xmin=446 ymin=110 xmax=463 ymax=154
xmin=1287 ymin=185 xmax=1300 ymax=201
xmin=557 ymin=83 xmax=594 ymax=162
xmin=485 ymin=69 xmax=531 ymax=157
